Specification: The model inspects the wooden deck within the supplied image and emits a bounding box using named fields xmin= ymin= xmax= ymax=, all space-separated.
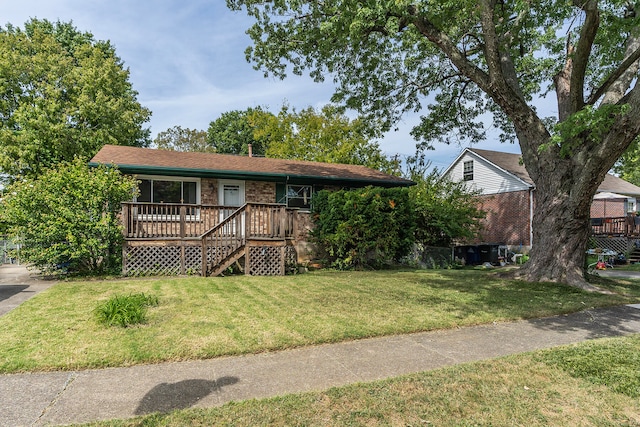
xmin=591 ymin=215 xmax=640 ymax=237
xmin=121 ymin=202 xmax=299 ymax=276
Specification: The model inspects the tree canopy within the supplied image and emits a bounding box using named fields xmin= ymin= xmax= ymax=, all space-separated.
xmin=0 ymin=19 xmax=151 ymax=181
xmin=614 ymin=140 xmax=640 ymax=187
xmin=154 ymin=126 xmax=212 ymax=153
xmin=207 ymin=107 xmax=271 ymax=155
xmin=255 ymin=104 xmax=396 ymax=172
xmin=229 ymin=0 xmax=640 ymax=289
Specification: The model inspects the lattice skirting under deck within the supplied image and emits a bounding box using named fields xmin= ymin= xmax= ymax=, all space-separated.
xmin=123 ymin=243 xmax=204 ymax=276
xmin=589 ymin=236 xmax=640 ymax=255
xmin=123 ymin=241 xmax=297 ymax=276
xmin=246 ymin=244 xmax=298 ymax=276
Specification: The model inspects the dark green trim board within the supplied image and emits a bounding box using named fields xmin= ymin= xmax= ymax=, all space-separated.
xmin=88 ymin=162 xmax=415 ymax=188
xmin=275 ymin=183 xmax=286 ymax=204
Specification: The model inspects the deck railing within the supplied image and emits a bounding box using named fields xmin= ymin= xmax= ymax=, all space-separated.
xmin=591 ymin=215 xmax=640 ymax=236
xmin=121 ymin=202 xmax=297 ymax=240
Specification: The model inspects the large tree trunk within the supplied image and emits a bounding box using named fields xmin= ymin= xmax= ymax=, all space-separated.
xmin=515 ymin=155 xmax=603 ymax=290
xmin=511 ymin=106 xmax=640 ymax=290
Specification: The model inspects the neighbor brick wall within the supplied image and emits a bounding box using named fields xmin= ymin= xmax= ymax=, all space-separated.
xmin=472 ymin=190 xmax=532 ymax=247
xmin=590 ymin=199 xmax=626 ymax=218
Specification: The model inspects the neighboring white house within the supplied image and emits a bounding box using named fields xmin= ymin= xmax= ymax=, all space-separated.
xmin=443 ymin=147 xmax=640 ymax=251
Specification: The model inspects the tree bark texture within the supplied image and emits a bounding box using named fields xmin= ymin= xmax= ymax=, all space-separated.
xmin=473 ymin=3 xmax=640 ymax=289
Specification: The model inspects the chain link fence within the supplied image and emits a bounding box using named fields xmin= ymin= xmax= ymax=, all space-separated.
xmin=1 ymin=235 xmax=20 ymax=264
xmin=404 ymin=244 xmax=454 ymax=269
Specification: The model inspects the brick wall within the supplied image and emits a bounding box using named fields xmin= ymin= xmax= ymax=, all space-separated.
xmin=473 ymin=190 xmax=532 ymax=247
xmin=246 ymin=181 xmax=276 ymax=204
xmin=200 ymin=179 xmax=276 ymax=205
xmin=201 ymin=178 xmax=218 ymax=205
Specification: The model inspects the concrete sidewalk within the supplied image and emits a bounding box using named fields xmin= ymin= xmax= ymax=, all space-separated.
xmin=0 ymin=264 xmax=56 ymax=317
xmin=1 ymin=304 xmax=640 ymax=427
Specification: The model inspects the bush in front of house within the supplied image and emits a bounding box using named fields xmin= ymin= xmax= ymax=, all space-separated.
xmin=95 ymin=293 xmax=159 ymax=327
xmin=311 ymin=186 xmax=415 ymax=269
xmin=409 ymin=171 xmax=485 ymax=247
xmin=0 ymin=159 xmax=138 ymax=275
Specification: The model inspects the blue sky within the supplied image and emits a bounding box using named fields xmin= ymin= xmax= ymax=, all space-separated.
xmin=4 ymin=0 xmax=524 ymax=171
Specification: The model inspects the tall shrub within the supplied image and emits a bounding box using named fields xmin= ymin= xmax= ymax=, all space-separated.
xmin=410 ymin=172 xmax=485 ymax=247
xmin=311 ymin=187 xmax=415 ymax=269
xmin=0 ymin=159 xmax=138 ymax=274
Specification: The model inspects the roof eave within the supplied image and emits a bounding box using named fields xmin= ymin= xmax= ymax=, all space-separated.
xmin=88 ymin=162 xmax=415 ymax=188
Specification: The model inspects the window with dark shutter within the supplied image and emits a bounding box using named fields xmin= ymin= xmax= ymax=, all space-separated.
xmin=463 ymin=161 xmax=474 ymax=181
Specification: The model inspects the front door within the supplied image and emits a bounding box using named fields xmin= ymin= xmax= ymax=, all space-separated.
xmin=219 ymin=180 xmax=245 ymax=234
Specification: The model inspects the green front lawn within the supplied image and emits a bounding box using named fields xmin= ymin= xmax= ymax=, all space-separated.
xmin=1 ymin=269 xmax=638 ymax=374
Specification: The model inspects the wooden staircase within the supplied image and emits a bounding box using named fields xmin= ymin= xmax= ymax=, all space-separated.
xmin=201 ymin=205 xmax=247 ymax=277
xmin=200 ymin=203 xmax=294 ymax=276
xmin=628 ymin=247 xmax=640 ymax=264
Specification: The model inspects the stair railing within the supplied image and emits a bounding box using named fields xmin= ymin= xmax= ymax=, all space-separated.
xmin=201 ymin=204 xmax=247 ymax=276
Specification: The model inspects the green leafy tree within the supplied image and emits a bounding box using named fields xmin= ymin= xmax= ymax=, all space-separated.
xmin=254 ymin=104 xmax=396 ymax=172
xmin=154 ymin=126 xmax=212 ymax=152
xmin=229 ymin=0 xmax=640 ymax=289
xmin=614 ymin=139 xmax=640 ymax=187
xmin=311 ymin=187 xmax=415 ymax=269
xmin=207 ymin=107 xmax=271 ymax=155
xmin=411 ymin=171 xmax=485 ymax=247
xmin=0 ymin=159 xmax=138 ymax=274
xmin=0 ymin=19 xmax=151 ymax=182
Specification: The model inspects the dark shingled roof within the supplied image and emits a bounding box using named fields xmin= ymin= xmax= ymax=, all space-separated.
xmin=468 ymin=147 xmax=640 ymax=196
xmin=469 ymin=148 xmax=534 ymax=185
xmin=90 ymin=145 xmax=414 ymax=187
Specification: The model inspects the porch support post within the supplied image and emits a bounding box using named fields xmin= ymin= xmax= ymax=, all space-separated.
xmin=245 ymin=204 xmax=251 ymax=239
xmin=244 ymin=243 xmax=251 ymax=275
xmin=201 ymin=239 xmax=208 ymax=277
xmin=122 ymin=241 xmax=128 ymax=276
xmin=279 ymin=206 xmax=286 ymax=239
xmin=122 ymin=203 xmax=130 ymax=238
xmin=179 ymin=205 xmax=186 ymax=238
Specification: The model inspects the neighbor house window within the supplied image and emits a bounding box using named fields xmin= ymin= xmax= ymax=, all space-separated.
xmin=287 ymin=185 xmax=313 ymax=210
xmin=136 ymin=176 xmax=199 ymax=204
xmin=463 ymin=161 xmax=474 ymax=181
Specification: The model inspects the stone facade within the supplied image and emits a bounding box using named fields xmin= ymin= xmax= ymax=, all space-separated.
xmin=200 ymin=179 xmax=277 ymax=206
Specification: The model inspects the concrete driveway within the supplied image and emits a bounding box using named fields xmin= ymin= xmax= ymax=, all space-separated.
xmin=0 ymin=264 xmax=56 ymax=316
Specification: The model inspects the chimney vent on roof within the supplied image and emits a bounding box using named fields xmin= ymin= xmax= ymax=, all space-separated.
xmin=248 ymin=144 xmax=253 ymax=157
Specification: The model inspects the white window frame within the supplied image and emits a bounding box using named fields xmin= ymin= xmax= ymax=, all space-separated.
xmin=286 ymin=184 xmax=313 ymax=211
xmin=134 ymin=175 xmax=201 ymax=221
